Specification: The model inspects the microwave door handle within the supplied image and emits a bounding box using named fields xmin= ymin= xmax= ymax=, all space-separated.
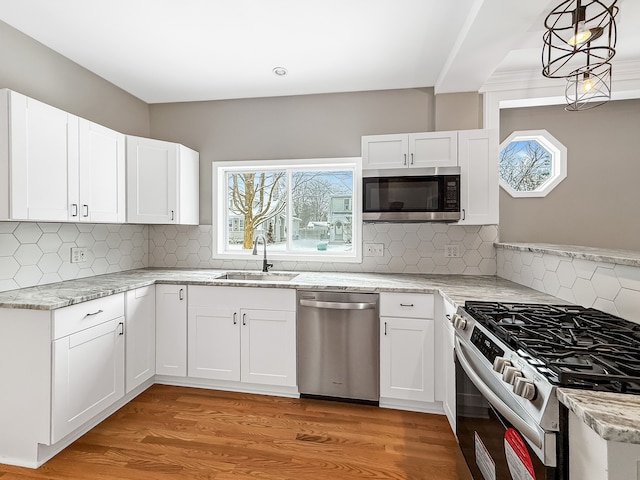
xmin=455 ymin=337 xmax=544 ymax=450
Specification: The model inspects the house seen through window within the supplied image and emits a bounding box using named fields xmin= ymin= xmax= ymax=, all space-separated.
xmin=214 ymin=159 xmax=360 ymax=262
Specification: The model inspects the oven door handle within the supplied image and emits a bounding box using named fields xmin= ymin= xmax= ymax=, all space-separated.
xmin=455 ymin=337 xmax=543 ymax=450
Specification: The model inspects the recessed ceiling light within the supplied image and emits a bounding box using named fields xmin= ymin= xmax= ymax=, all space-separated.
xmin=272 ymin=67 xmax=288 ymax=77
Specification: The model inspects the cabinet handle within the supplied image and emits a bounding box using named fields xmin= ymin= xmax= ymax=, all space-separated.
xmin=82 ymin=204 xmax=89 ymax=217
xmin=71 ymin=204 xmax=78 ymax=217
xmin=446 ymin=314 xmax=452 ymax=321
xmin=233 ymin=312 xmax=237 ymax=325
xmin=400 ymin=303 xmax=414 ymax=307
xmin=170 ymin=210 xmax=175 ymax=221
xmin=85 ymin=309 xmax=103 ymax=317
xmin=242 ymin=313 xmax=246 ymax=326
xmin=384 ymin=321 xmax=387 ymax=336
xmin=179 ymin=288 xmax=184 ymax=300
xmin=118 ymin=322 xmax=125 ymax=336
xmin=403 ymin=153 xmax=407 ymax=165
xmin=410 ymin=153 xmax=414 ymax=165
xmin=462 ymin=208 xmax=466 ymax=221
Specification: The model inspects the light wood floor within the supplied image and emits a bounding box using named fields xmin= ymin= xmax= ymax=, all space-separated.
xmin=0 ymin=385 xmax=471 ymax=479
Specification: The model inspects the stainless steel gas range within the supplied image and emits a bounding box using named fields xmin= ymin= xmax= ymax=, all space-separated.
xmin=453 ymin=301 xmax=640 ymax=480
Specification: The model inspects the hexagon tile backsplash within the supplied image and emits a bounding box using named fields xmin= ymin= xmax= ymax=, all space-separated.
xmin=148 ymin=224 xmax=499 ymax=275
xmin=0 ymin=222 xmax=148 ymax=292
xmin=0 ymin=221 xmax=497 ymax=293
xmin=497 ymin=245 xmax=640 ymax=324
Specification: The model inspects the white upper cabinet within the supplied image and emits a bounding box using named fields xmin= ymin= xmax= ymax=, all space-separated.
xmin=458 ymin=129 xmax=499 ymax=225
xmin=78 ymin=120 xmax=126 ymax=223
xmin=362 ymin=131 xmax=458 ymax=170
xmin=0 ymin=89 xmax=78 ymax=221
xmin=126 ymin=136 xmax=199 ymax=225
xmin=0 ymin=89 xmax=125 ymax=223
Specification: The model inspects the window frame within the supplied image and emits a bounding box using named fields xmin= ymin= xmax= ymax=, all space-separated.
xmin=498 ymin=129 xmax=567 ymax=198
xmin=212 ymin=157 xmax=362 ymax=263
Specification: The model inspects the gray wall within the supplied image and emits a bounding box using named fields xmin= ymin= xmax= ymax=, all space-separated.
xmin=499 ymin=100 xmax=640 ymax=251
xmin=435 ymin=92 xmax=483 ymax=131
xmin=149 ymin=88 xmax=436 ymax=224
xmin=0 ymin=20 xmax=149 ymax=136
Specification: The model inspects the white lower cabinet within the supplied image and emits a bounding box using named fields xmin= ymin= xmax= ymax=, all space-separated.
xmin=188 ymin=286 xmax=296 ymax=387
xmin=439 ymin=297 xmax=457 ymax=432
xmin=155 ymin=284 xmax=187 ymax=376
xmin=125 ymin=286 xmax=156 ymax=393
xmin=51 ymin=294 xmax=125 ymax=444
xmin=380 ymin=292 xmax=436 ymax=409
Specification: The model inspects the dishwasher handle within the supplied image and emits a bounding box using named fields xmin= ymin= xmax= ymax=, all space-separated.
xmin=299 ymin=299 xmax=377 ymax=310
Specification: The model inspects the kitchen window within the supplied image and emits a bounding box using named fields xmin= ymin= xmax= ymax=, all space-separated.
xmin=213 ymin=158 xmax=361 ymax=262
xmin=499 ymin=129 xmax=567 ymax=197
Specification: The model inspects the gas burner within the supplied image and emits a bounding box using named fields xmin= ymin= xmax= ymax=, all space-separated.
xmin=497 ymin=315 xmax=526 ymax=326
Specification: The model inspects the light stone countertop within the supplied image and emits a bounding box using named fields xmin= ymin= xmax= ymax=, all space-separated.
xmin=1 ymin=267 xmax=639 ymax=445
xmin=557 ymin=389 xmax=640 ymax=444
xmin=495 ymin=242 xmax=640 ymax=267
xmin=0 ymin=268 xmax=562 ymax=310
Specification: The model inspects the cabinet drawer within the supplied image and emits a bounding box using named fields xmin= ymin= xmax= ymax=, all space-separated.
xmin=54 ymin=293 xmax=125 ymax=339
xmin=380 ymin=292 xmax=434 ymax=319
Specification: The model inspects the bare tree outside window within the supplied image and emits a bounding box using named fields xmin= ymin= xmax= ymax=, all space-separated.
xmin=499 ymin=140 xmax=552 ymax=192
xmin=498 ymin=130 xmax=567 ymax=198
xmin=228 ymin=172 xmax=286 ymax=249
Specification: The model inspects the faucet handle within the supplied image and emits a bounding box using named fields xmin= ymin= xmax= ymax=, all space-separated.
xmin=264 ymin=261 xmax=274 ymax=272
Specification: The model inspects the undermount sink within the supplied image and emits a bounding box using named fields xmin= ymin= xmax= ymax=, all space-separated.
xmin=219 ymin=271 xmax=299 ymax=282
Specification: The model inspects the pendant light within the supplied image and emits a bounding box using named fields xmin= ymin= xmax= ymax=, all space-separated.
xmin=542 ymin=1 xmax=618 ymax=110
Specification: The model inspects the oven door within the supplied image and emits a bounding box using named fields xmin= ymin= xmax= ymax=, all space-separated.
xmin=455 ymin=337 xmax=563 ymax=480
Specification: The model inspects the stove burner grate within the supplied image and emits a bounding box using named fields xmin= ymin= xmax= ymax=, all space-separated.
xmin=464 ymin=301 xmax=640 ymax=393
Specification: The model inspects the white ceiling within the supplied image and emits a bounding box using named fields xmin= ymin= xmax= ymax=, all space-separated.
xmin=0 ymin=0 xmax=638 ymax=104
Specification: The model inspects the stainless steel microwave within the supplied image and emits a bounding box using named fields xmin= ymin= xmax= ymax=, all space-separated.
xmin=362 ymin=166 xmax=461 ymax=222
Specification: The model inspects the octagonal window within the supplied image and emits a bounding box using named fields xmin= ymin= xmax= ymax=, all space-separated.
xmin=499 ymin=130 xmax=567 ymax=198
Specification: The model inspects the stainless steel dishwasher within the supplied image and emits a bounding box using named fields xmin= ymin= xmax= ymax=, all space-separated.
xmin=297 ymin=290 xmax=379 ymax=403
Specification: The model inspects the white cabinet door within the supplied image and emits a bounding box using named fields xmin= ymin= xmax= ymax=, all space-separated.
xmin=52 ymin=318 xmax=125 ymax=443
xmin=380 ymin=316 xmax=435 ymax=402
xmin=126 ymin=136 xmax=199 ymax=225
xmin=241 ymin=308 xmax=296 ymax=386
xmin=188 ymin=304 xmax=241 ymax=381
xmin=410 ymin=131 xmax=458 ymax=168
xmin=458 ymin=129 xmax=499 ymax=225
xmin=127 ymin=136 xmax=177 ymax=224
xmin=3 ymin=90 xmax=79 ymax=221
xmin=78 ymin=119 xmax=126 ymax=223
xmin=362 ymin=134 xmax=409 ymax=169
xmin=441 ymin=298 xmax=457 ymax=432
xmin=155 ymin=284 xmax=187 ymax=376
xmin=125 ymin=286 xmax=156 ymax=393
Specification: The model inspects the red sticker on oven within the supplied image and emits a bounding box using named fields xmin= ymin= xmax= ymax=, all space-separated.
xmin=504 ymin=428 xmax=536 ymax=480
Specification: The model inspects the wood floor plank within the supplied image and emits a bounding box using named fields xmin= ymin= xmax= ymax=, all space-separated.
xmin=0 ymin=385 xmax=468 ymax=479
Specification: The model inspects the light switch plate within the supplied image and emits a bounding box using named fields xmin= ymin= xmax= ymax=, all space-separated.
xmin=70 ymin=247 xmax=88 ymax=263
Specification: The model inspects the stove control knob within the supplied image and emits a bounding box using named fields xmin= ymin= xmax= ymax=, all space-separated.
xmin=502 ymin=366 xmax=523 ymax=385
xmin=513 ymin=377 xmax=537 ymax=401
xmin=493 ymin=357 xmax=512 ymax=374
xmin=452 ymin=314 xmax=467 ymax=331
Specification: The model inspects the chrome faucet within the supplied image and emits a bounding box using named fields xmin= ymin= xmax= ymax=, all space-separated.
xmin=252 ymin=234 xmax=273 ymax=272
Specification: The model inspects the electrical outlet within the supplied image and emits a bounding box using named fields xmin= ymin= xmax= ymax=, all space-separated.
xmin=70 ymin=247 xmax=88 ymax=263
xmin=364 ymin=243 xmax=385 ymax=257
xmin=444 ymin=245 xmax=460 ymax=258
